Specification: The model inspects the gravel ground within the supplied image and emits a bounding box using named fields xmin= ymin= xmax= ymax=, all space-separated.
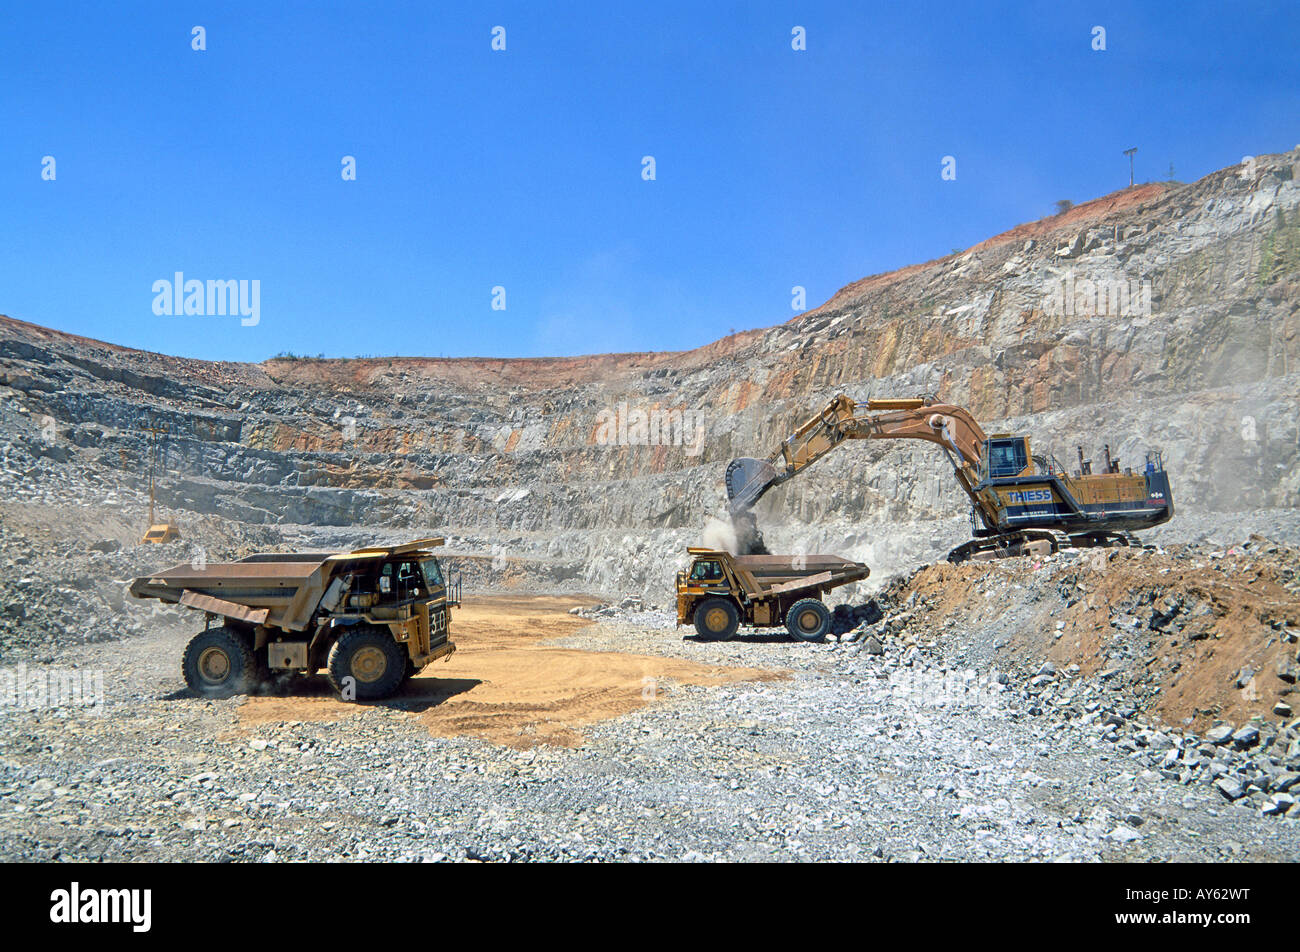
xmin=1 ymin=597 xmax=1297 ymax=863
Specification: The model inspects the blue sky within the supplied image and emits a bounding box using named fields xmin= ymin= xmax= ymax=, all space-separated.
xmin=2 ymin=1 xmax=1297 ymax=362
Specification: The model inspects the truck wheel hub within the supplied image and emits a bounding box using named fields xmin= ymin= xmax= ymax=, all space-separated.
xmin=705 ymin=608 xmax=728 ymax=631
xmin=197 ymin=647 xmax=231 ymax=683
xmin=351 ymin=645 xmax=388 ymax=682
xmin=798 ymin=611 xmax=820 ymax=631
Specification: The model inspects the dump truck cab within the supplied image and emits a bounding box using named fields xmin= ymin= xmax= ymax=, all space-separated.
xmin=686 ymin=556 xmax=726 ymax=583
xmin=676 ymin=547 xmax=869 ymax=643
xmin=130 ymin=538 xmax=460 ymax=700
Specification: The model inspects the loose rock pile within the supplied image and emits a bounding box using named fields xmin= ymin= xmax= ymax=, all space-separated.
xmin=812 ymin=541 xmax=1300 ymax=821
xmin=1010 ymin=661 xmax=1300 ymax=820
xmin=831 ymin=600 xmax=884 ymax=636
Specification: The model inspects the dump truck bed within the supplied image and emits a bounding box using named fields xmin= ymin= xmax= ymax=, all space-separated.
xmin=731 ymin=554 xmax=869 ymax=596
xmin=129 ymin=538 xmax=453 ymax=634
xmin=129 ymin=557 xmax=334 ymax=632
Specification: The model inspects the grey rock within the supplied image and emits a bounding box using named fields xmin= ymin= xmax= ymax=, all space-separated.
xmin=1215 ymin=776 xmax=1247 ymax=801
xmin=1205 ymin=724 xmax=1235 ymax=745
xmin=1108 ymin=825 xmax=1142 ymax=843
xmin=1262 ymin=793 xmax=1295 ymax=816
xmin=1272 ymin=772 xmax=1299 ymax=792
xmin=1232 ymin=725 xmax=1261 ymax=749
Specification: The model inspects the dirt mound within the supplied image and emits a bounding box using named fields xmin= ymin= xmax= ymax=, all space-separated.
xmin=237 ymin=595 xmax=783 ymax=748
xmin=884 ymin=539 xmax=1300 ymax=731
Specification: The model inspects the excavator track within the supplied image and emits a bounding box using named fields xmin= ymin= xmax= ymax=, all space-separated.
xmin=1067 ymin=530 xmax=1154 ymax=550
xmin=947 ymin=529 xmax=1155 ymax=563
xmin=946 ymin=531 xmax=1062 ymax=563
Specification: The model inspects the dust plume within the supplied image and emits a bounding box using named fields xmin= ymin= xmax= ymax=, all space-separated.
xmin=701 ymin=515 xmax=738 ymax=553
xmin=702 ymin=509 xmax=769 ymax=555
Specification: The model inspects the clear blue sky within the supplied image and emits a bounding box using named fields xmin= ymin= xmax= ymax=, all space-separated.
xmin=2 ymin=1 xmax=1297 ymax=362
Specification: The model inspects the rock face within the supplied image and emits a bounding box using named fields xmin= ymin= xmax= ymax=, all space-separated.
xmin=2 ymin=149 xmax=1299 ymax=599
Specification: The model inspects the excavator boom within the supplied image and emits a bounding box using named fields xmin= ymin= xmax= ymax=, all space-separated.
xmin=727 ymin=395 xmax=987 ymax=512
xmin=725 ymin=394 xmax=1173 ymax=561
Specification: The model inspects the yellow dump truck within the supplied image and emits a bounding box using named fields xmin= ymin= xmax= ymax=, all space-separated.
xmin=676 ymin=547 xmax=869 ymax=642
xmin=130 ymin=538 xmax=459 ymax=700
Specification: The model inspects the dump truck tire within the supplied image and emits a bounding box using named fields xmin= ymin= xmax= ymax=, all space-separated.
xmin=693 ymin=598 xmax=740 ymax=641
xmin=403 ymin=657 xmax=426 ymax=685
xmin=786 ymin=598 xmax=831 ymax=642
xmin=253 ymin=650 xmax=272 ymax=686
xmin=327 ymin=626 xmax=407 ymax=700
xmin=182 ymin=626 xmax=260 ymax=698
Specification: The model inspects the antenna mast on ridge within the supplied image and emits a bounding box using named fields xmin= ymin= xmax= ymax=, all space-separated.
xmin=1123 ymin=147 xmax=1138 ymax=187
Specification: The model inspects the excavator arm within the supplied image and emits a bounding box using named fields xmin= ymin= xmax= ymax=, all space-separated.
xmin=726 ymin=393 xmax=1174 ymax=561
xmin=725 ymin=395 xmax=991 ymax=514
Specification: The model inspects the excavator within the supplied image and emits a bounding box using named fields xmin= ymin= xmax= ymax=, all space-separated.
xmin=725 ymin=395 xmax=1173 ymax=562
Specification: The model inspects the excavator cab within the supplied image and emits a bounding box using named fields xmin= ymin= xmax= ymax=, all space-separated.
xmin=983 ymin=436 xmax=1031 ymax=479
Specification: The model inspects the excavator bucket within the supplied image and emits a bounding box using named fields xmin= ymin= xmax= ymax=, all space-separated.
xmin=726 ymin=457 xmax=780 ymax=512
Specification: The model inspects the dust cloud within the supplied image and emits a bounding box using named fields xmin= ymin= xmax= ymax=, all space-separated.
xmin=701 ymin=510 xmax=770 ymax=555
xmin=701 ymin=515 xmax=738 ymax=553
